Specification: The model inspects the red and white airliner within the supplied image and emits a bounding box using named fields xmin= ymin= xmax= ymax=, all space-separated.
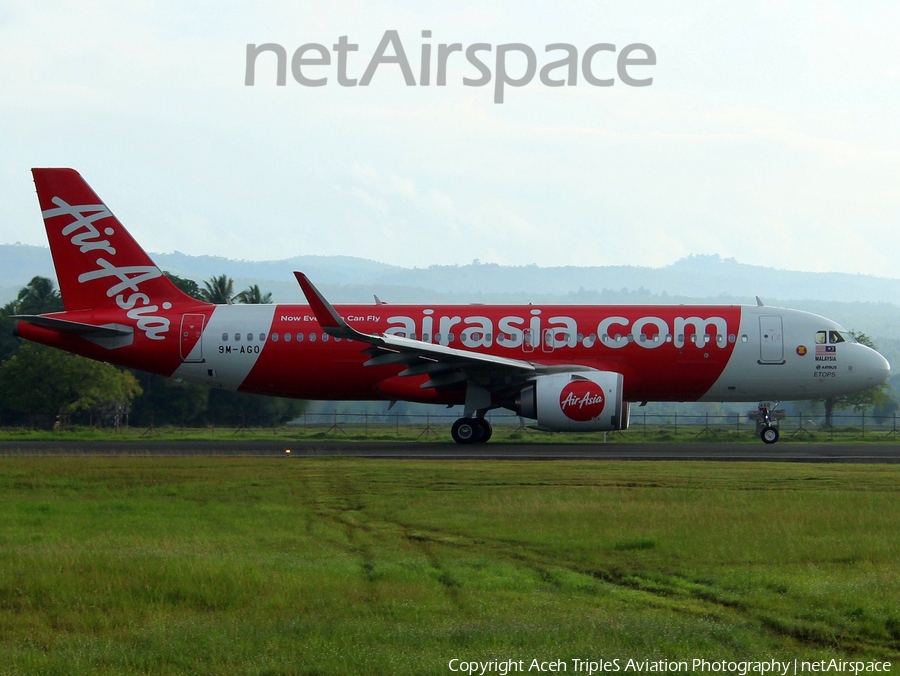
xmin=13 ymin=169 xmax=891 ymax=443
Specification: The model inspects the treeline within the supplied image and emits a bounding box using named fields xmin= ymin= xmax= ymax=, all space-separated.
xmin=0 ymin=275 xmax=303 ymax=429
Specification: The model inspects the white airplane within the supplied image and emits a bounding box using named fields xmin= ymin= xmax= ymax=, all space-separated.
xmin=13 ymin=169 xmax=892 ymax=444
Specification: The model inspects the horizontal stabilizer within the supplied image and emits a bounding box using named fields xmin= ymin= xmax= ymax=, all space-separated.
xmin=13 ymin=315 xmax=134 ymax=349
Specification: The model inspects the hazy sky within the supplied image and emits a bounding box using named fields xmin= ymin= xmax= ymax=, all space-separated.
xmin=1 ymin=1 xmax=898 ymax=276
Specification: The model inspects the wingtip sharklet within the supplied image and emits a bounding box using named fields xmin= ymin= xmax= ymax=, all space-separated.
xmin=293 ymin=272 xmax=345 ymax=330
xmin=293 ymin=271 xmax=370 ymax=342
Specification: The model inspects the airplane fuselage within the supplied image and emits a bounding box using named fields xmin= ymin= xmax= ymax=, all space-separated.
xmin=17 ymin=301 xmax=885 ymax=406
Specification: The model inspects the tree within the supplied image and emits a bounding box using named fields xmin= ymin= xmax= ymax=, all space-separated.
xmin=1 ymin=277 xmax=64 ymax=363
xmin=234 ymin=284 xmax=272 ymax=304
xmin=199 ymin=275 xmax=235 ymax=304
xmin=0 ymin=302 xmax=20 ymax=364
xmin=0 ymin=344 xmax=141 ymax=428
xmin=206 ymin=389 xmax=305 ymax=427
xmin=11 ymin=276 xmax=63 ymax=315
xmin=817 ymin=332 xmax=894 ymax=426
xmin=128 ymin=371 xmax=209 ymax=427
xmin=164 ymin=272 xmax=205 ymax=301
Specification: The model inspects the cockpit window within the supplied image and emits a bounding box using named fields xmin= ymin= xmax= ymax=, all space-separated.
xmin=818 ymin=330 xmax=856 ymax=345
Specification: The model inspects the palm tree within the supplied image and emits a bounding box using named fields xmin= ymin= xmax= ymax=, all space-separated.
xmin=1 ymin=277 xmax=63 ymax=363
xmin=234 ymin=284 xmax=273 ymax=304
xmin=199 ymin=275 xmax=235 ymax=304
xmin=14 ymin=276 xmax=63 ymax=314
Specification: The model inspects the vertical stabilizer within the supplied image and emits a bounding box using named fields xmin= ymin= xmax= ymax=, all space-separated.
xmin=31 ymin=168 xmax=198 ymax=312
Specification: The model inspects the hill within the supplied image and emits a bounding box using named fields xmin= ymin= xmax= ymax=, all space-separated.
xmin=2 ymin=244 xmax=898 ymax=338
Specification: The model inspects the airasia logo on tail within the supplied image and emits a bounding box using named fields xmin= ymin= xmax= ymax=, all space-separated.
xmin=44 ymin=197 xmax=171 ymax=340
xmin=559 ymin=380 xmax=605 ymax=421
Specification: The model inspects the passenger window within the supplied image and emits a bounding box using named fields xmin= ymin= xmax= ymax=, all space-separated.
xmin=322 ymin=333 xmax=329 ymax=342
xmin=297 ymin=333 xmax=304 ymax=342
xmin=829 ymin=331 xmax=844 ymax=344
xmin=235 ymin=333 xmax=241 ymax=341
xmin=309 ymin=333 xmax=316 ymax=342
xmin=815 ymin=331 xmax=827 ymax=344
xmin=247 ymin=333 xmax=254 ymax=341
xmin=222 ymin=333 xmax=228 ymax=341
xmin=260 ymin=333 xmax=266 ymax=342
xmin=284 ymin=333 xmax=292 ymax=342
xmin=272 ymin=333 xmax=279 ymax=341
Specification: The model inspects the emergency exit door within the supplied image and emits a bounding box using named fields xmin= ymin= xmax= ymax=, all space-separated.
xmin=180 ymin=314 xmax=205 ymax=362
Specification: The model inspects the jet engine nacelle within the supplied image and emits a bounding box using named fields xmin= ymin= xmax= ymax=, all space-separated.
xmin=515 ymin=371 xmax=630 ymax=432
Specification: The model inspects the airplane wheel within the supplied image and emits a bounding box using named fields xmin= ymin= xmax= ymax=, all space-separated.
xmin=451 ymin=418 xmax=479 ymax=444
xmin=475 ymin=419 xmax=493 ymax=443
xmin=761 ymin=426 xmax=779 ymax=444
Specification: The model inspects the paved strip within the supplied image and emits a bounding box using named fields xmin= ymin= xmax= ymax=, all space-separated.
xmin=1 ymin=440 xmax=899 ymax=462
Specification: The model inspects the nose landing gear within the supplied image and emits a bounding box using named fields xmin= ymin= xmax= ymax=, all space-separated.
xmin=752 ymin=402 xmax=784 ymax=444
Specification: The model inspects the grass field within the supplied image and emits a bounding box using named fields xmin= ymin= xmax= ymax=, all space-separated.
xmin=1 ymin=458 xmax=899 ymax=675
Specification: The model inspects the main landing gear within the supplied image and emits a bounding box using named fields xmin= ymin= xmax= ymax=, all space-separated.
xmin=451 ymin=417 xmax=493 ymax=444
xmin=452 ymin=384 xmax=494 ymax=444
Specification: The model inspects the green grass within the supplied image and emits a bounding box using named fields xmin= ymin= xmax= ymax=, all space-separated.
xmin=1 ymin=459 xmax=899 ymax=674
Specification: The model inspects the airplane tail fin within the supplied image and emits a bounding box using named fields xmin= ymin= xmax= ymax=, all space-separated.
xmin=31 ymin=168 xmax=199 ymax=312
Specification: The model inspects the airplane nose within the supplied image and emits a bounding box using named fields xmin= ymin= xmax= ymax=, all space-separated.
xmin=863 ymin=346 xmax=891 ymax=386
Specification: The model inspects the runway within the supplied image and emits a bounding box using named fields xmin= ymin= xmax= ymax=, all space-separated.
xmin=1 ymin=440 xmax=899 ymax=462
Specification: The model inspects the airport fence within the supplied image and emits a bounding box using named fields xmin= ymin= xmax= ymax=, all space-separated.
xmin=2 ymin=411 xmax=899 ymax=442
xmin=281 ymin=410 xmax=900 ymax=441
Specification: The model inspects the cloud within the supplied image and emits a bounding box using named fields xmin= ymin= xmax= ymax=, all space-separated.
xmin=1 ymin=1 xmax=898 ymax=277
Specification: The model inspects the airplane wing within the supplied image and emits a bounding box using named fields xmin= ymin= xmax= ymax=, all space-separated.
xmin=295 ymin=272 xmax=567 ymax=393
